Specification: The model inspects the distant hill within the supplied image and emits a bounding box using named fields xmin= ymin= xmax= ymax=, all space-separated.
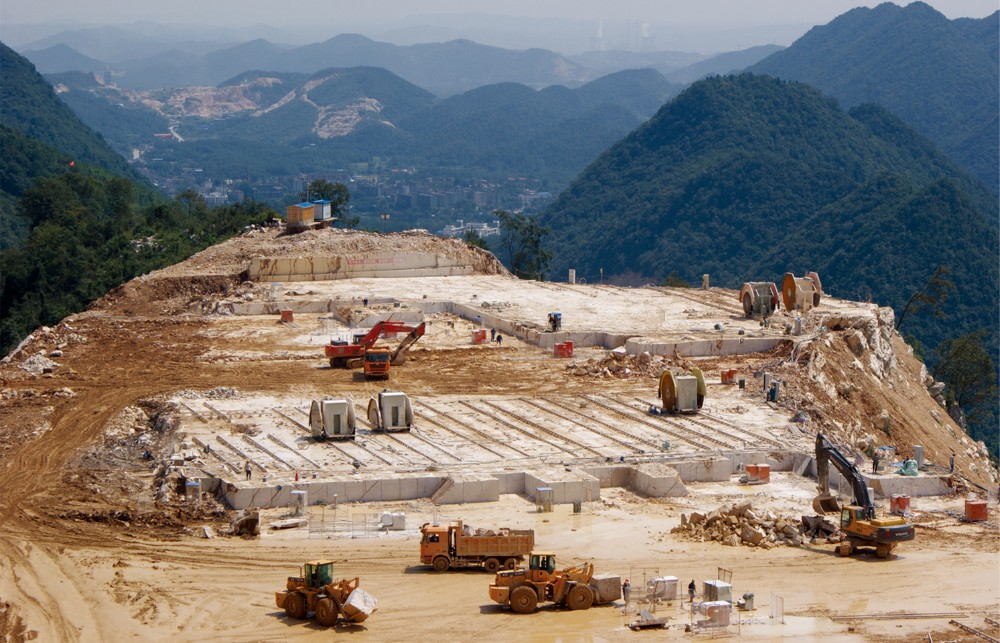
xmin=750 ymin=2 xmax=999 ymax=192
xmin=44 ymin=71 xmax=171 ymax=158
xmin=51 ymin=65 xmax=681 ymax=186
xmin=19 ymin=43 xmax=106 ymax=75
xmin=25 ymin=33 xmax=606 ymax=97
xmin=542 ymin=74 xmax=998 ymax=355
xmin=665 ymin=44 xmax=783 ymax=84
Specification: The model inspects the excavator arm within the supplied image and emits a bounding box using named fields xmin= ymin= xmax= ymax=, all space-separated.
xmin=814 ymin=433 xmax=874 ymax=518
xmin=390 ymin=322 xmax=426 ymax=365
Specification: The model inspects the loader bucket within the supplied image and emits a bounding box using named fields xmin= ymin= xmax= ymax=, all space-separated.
xmin=341 ymin=588 xmax=377 ymax=623
xmin=812 ymin=495 xmax=841 ymax=514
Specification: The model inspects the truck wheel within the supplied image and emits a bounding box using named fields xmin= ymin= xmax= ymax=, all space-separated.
xmin=567 ymin=584 xmax=594 ymax=610
xmin=432 ymin=556 xmax=450 ymax=572
xmin=484 ymin=558 xmax=501 ymax=573
xmin=510 ymin=586 xmax=538 ymax=614
xmin=504 ymin=558 xmax=518 ymax=570
xmin=315 ymin=597 xmax=338 ymax=626
xmin=284 ymin=591 xmax=307 ymax=620
xmin=876 ymin=543 xmax=892 ymax=559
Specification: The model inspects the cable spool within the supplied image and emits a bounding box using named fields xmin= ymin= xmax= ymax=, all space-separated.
xmin=738 ymin=282 xmax=779 ymax=318
xmin=659 ymin=370 xmax=677 ymax=413
xmin=781 ymin=272 xmax=823 ymax=313
xmin=309 ymin=400 xmax=324 ymax=438
xmin=691 ymin=367 xmax=706 ymax=409
xmin=659 ymin=369 xmax=705 ymax=413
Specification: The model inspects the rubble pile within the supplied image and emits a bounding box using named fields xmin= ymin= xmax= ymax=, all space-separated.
xmin=566 ymin=349 xmax=686 ymax=380
xmin=671 ymin=501 xmax=844 ymax=548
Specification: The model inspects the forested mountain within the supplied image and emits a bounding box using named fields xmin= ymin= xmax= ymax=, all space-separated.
xmin=53 ymin=65 xmax=680 ymax=186
xmin=0 ymin=44 xmax=275 ymax=357
xmin=0 ymin=42 xmax=145 ymax=249
xmin=45 ymin=71 xmax=171 ymax=158
xmin=750 ymin=2 xmax=999 ymax=192
xmin=0 ymin=42 xmax=137 ymax=180
xmin=542 ymin=74 xmax=997 ymax=346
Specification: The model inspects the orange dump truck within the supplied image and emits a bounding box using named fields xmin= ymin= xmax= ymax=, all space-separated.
xmin=420 ymin=521 xmax=534 ymax=573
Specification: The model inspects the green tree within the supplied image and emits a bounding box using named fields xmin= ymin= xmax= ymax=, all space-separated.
xmin=462 ymin=229 xmax=488 ymax=249
xmin=896 ymin=265 xmax=954 ymax=332
xmin=661 ymin=272 xmax=690 ymax=288
xmin=932 ymin=330 xmax=998 ymax=446
xmin=303 ymin=179 xmax=356 ymax=227
xmin=495 ymin=209 xmax=551 ymax=280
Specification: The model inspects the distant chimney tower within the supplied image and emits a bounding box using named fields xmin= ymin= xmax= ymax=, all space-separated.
xmin=640 ymin=22 xmax=654 ymax=51
xmin=593 ymin=20 xmax=605 ymax=51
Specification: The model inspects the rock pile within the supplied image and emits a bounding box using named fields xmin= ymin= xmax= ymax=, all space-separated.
xmin=671 ymin=501 xmax=844 ymax=548
xmin=566 ymin=349 xmax=685 ymax=380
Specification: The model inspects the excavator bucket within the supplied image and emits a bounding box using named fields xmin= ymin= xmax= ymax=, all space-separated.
xmin=812 ymin=494 xmax=841 ymax=514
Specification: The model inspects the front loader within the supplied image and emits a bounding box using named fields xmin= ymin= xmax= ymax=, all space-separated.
xmin=275 ymin=560 xmax=377 ymax=625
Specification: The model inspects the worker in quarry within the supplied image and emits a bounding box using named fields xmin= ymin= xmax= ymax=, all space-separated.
xmin=490 ymin=328 xmax=496 ymax=341
xmin=244 ymin=460 xmax=252 ymax=481
xmin=495 ymin=334 xmax=503 ymax=345
xmin=622 ymin=579 xmax=631 ymax=610
xmin=872 ymin=451 xmax=880 ymax=474
xmin=688 ymin=579 xmax=696 ymax=604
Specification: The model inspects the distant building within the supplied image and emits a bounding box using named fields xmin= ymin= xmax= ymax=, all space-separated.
xmin=439 ymin=219 xmax=500 ymax=238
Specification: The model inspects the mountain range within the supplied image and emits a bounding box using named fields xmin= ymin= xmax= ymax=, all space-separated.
xmin=48 ymin=65 xmax=683 ymax=186
xmin=20 ymin=32 xmax=777 ymax=97
xmin=750 ymin=2 xmax=998 ymax=192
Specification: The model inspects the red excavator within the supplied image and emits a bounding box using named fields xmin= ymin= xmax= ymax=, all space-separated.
xmin=325 ymin=321 xmax=426 ymax=377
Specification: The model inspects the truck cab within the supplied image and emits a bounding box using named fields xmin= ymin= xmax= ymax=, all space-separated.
xmin=363 ymin=348 xmax=392 ymax=378
xmin=419 ymin=524 xmax=449 ymax=564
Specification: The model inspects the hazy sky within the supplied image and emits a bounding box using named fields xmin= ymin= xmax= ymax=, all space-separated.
xmin=3 ymin=0 xmax=996 ymax=27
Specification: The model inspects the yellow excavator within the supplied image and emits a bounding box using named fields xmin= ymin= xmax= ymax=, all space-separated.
xmin=812 ymin=433 xmax=915 ymax=558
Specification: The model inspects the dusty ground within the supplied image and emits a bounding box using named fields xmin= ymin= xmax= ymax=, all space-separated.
xmin=0 ymin=228 xmax=997 ymax=642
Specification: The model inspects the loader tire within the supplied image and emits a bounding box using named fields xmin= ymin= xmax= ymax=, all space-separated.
xmin=510 ymin=586 xmax=538 ymax=614
xmin=484 ymin=558 xmax=501 ymax=574
xmin=567 ymin=584 xmax=594 ymax=610
xmin=432 ymin=556 xmax=450 ymax=572
xmin=315 ymin=598 xmax=338 ymax=626
xmin=284 ymin=591 xmax=308 ymax=620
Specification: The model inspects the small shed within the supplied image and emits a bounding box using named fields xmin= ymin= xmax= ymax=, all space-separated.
xmin=312 ymin=199 xmax=333 ymax=221
xmin=286 ymin=202 xmax=315 ymax=229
